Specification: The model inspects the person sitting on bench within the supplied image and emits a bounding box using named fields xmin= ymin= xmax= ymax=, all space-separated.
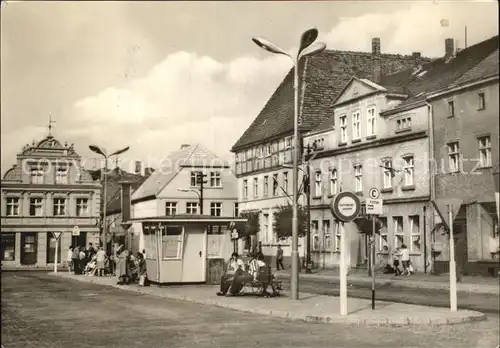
xmin=217 ymin=253 xmax=244 ymax=296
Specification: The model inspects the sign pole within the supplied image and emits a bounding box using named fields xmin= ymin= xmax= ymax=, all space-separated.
xmin=339 ymin=221 xmax=347 ymax=316
xmin=54 ymin=236 xmax=59 ymax=274
xmin=371 ymin=215 xmax=376 ymax=310
xmin=448 ymin=204 xmax=457 ymax=312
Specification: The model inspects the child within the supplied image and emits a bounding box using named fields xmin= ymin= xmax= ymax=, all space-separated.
xmin=96 ymin=246 xmax=107 ymax=277
xmin=391 ymin=247 xmax=402 ymax=276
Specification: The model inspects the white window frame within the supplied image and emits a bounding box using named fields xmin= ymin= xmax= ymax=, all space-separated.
xmin=334 ymin=222 xmax=341 ymax=252
xmin=382 ymin=159 xmax=393 ymax=189
xmin=478 ymin=92 xmax=486 ymax=110
xmin=263 ymin=176 xmax=269 ymax=196
xmin=243 ymin=179 xmax=248 ymax=198
xmin=329 ymin=169 xmax=337 ymax=196
xmin=409 ymin=215 xmax=421 ymax=253
xmin=366 ymin=107 xmax=376 ymax=136
xmin=30 ymin=167 xmax=44 ymax=184
xmin=354 ymin=164 xmax=363 ymax=192
xmin=393 ymin=216 xmax=404 ymax=248
xmin=165 ymin=202 xmax=177 ymax=216
xmin=272 ymin=174 xmax=279 ymax=196
xmin=30 ymin=197 xmax=43 ymax=216
xmin=233 ymin=203 xmax=239 ymax=217
xmin=447 ymin=100 xmax=455 ymax=117
xmin=190 ymin=172 xmax=199 ymax=187
xmin=311 ymin=220 xmax=319 ymax=251
xmin=161 ymin=225 xmax=184 ymax=260
xmin=377 ymin=217 xmax=388 ymax=252
xmin=210 ymin=172 xmax=222 ymax=187
xmin=403 ymin=156 xmax=414 ymax=186
xmin=76 ymin=198 xmax=89 ymax=217
xmin=6 ymin=197 xmax=20 ymax=216
xmin=210 ymin=202 xmax=222 ymax=217
xmin=283 ymin=171 xmax=289 ymax=193
xmin=253 ymin=178 xmax=259 ymax=198
xmin=186 ymin=202 xmax=199 ymax=215
xmin=352 ymin=111 xmax=361 ymax=139
xmin=339 ymin=115 xmax=348 ymax=143
xmin=314 ymin=171 xmax=322 ymax=197
xmin=285 ymin=136 xmax=292 ymax=149
xmin=55 ymin=166 xmax=69 ymax=185
xmin=53 ymin=198 xmax=66 ymax=216
xmin=447 ymin=142 xmax=460 ymax=173
xmin=478 ymin=136 xmax=491 ymax=168
xmin=322 ymin=220 xmax=332 ymax=251
xmin=262 ymin=213 xmax=269 ymax=243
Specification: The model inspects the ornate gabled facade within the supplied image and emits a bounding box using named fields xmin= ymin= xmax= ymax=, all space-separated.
xmin=1 ymin=133 xmax=101 ymax=268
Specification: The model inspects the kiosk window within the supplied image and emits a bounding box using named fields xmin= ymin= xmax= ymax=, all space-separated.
xmin=162 ymin=226 xmax=183 ymax=259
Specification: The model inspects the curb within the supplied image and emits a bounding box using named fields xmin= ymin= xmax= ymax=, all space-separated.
xmin=276 ymin=273 xmax=499 ymax=295
xmin=48 ymin=272 xmax=488 ymax=327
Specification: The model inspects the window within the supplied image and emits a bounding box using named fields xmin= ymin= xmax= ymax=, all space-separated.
xmin=382 ymin=159 xmax=393 ymax=189
xmin=323 ymin=220 xmax=332 ymax=251
xmin=311 ymin=220 xmax=319 ymax=251
xmin=377 ymin=217 xmax=388 ymax=252
xmin=55 ymin=166 xmax=68 ymax=184
xmin=367 ymin=107 xmax=376 ymax=136
xmin=190 ymin=172 xmax=199 ymax=187
xmin=233 ymin=203 xmax=239 ymax=217
xmin=253 ymin=178 xmax=259 ymax=198
xmin=143 ymin=224 xmax=158 ymax=260
xmin=403 ymin=156 xmax=414 ymax=186
xmin=6 ymin=197 xmax=20 ymax=216
xmin=393 ymin=216 xmax=404 ymax=248
xmin=329 ymin=169 xmax=338 ymax=196
xmin=340 ymin=115 xmax=347 ymax=142
xmin=352 ymin=112 xmax=361 ymax=139
xmin=409 ymin=215 xmax=421 ymax=253
xmin=1 ymin=233 xmax=16 ymax=261
xmin=210 ymin=172 xmax=222 ymax=187
xmin=30 ymin=198 xmax=43 ymax=216
xmin=396 ymin=117 xmax=411 ymax=131
xmin=76 ymin=198 xmax=89 ymax=217
xmin=263 ymin=176 xmax=269 ymax=196
xmin=285 ymin=136 xmax=292 ymax=148
xmin=162 ymin=226 xmax=183 ymax=259
xmin=447 ymin=142 xmax=460 ymax=173
xmin=262 ymin=213 xmax=270 ymax=243
xmin=283 ymin=172 xmax=289 ymax=193
xmin=334 ymin=222 xmax=341 ymax=251
xmin=165 ymin=202 xmax=177 ymax=215
xmin=186 ymin=202 xmax=199 ymax=215
xmin=30 ymin=167 xmax=44 ymax=184
xmin=447 ymin=100 xmax=455 ymax=117
xmin=478 ymin=136 xmax=491 ymax=168
xmin=210 ymin=202 xmax=222 ymax=217
xmin=53 ymin=198 xmax=66 ymax=216
xmin=478 ymin=92 xmax=485 ymax=110
xmin=354 ymin=165 xmax=363 ymax=192
xmin=243 ymin=179 xmax=248 ymax=199
xmin=314 ymin=171 xmax=322 ymax=197
xmin=272 ymin=174 xmax=279 ymax=196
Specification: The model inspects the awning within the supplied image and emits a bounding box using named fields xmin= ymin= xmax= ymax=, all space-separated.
xmin=125 ymin=215 xmax=247 ymax=224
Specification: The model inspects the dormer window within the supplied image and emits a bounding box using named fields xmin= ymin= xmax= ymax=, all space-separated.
xmin=396 ymin=116 xmax=412 ymax=132
xmin=55 ymin=166 xmax=68 ymax=185
xmin=30 ymin=167 xmax=44 ymax=184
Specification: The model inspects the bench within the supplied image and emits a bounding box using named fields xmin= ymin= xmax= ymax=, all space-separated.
xmin=239 ymin=265 xmax=283 ymax=297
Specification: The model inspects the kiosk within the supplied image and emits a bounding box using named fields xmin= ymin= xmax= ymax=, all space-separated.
xmin=127 ymin=215 xmax=247 ymax=285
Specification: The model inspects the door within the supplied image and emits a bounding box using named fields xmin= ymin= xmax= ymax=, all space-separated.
xmin=181 ymin=231 xmax=205 ymax=282
xmin=453 ymin=221 xmax=467 ymax=275
xmin=71 ymin=232 xmax=87 ymax=248
xmin=21 ymin=233 xmax=37 ymax=265
xmin=46 ymin=233 xmax=61 ymax=264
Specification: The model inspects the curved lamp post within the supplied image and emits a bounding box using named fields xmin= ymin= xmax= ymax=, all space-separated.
xmin=253 ymin=28 xmax=326 ymax=300
xmin=177 ymin=188 xmax=202 ymax=214
xmin=89 ymin=145 xmax=130 ymax=254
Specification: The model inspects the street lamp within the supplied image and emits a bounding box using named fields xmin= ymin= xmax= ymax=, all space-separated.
xmin=253 ymin=29 xmax=326 ymax=300
xmin=89 ymin=145 xmax=130 ymax=254
xmin=177 ymin=188 xmax=203 ymax=214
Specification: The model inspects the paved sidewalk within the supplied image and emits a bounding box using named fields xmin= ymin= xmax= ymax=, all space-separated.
xmin=274 ymin=269 xmax=499 ymax=295
xmin=49 ymin=272 xmax=487 ymax=327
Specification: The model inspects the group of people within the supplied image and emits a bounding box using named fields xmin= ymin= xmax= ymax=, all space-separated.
xmin=216 ymin=251 xmax=278 ymax=297
xmin=67 ymin=243 xmax=107 ymax=276
xmin=114 ymin=245 xmax=148 ymax=286
xmin=381 ymin=244 xmax=414 ymax=276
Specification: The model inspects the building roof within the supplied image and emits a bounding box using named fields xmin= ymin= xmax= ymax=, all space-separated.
xmin=132 ymin=144 xmax=229 ymax=202
xmin=231 ymin=46 xmax=430 ymax=152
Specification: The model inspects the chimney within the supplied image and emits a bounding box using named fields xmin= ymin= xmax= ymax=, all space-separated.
xmin=145 ymin=167 xmax=155 ymax=177
xmin=119 ymin=181 xmax=133 ymax=222
xmin=445 ymin=38 xmax=454 ymax=59
xmin=412 ymin=52 xmax=421 ymax=66
xmin=372 ymin=37 xmax=381 ymax=55
xmin=180 ymin=144 xmax=190 ymax=149
xmin=134 ymin=160 xmax=142 ymax=175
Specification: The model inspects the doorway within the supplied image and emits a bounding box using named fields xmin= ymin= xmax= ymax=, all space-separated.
xmin=453 ymin=220 xmax=468 ymax=276
xmin=21 ymin=233 xmax=37 ymax=265
xmin=181 ymin=230 xmax=205 ymax=282
xmin=71 ymin=232 xmax=87 ymax=249
xmin=46 ymin=233 xmax=61 ymax=264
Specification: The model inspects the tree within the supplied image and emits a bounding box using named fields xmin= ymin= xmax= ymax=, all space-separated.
xmin=239 ymin=211 xmax=261 ymax=251
xmin=273 ymin=204 xmax=308 ymax=240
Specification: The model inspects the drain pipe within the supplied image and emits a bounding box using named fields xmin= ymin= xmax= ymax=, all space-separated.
xmin=426 ymin=101 xmax=436 ymax=274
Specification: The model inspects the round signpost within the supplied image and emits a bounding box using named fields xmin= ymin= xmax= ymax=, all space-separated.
xmin=329 ymin=191 xmax=361 ymax=316
xmin=368 ymin=188 xmax=380 ymax=200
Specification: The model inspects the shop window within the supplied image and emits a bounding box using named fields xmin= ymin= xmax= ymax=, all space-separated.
xmin=1 ymin=233 xmax=16 ymax=261
xmin=161 ymin=226 xmax=183 ymax=259
xmin=143 ymin=224 xmax=158 ymax=260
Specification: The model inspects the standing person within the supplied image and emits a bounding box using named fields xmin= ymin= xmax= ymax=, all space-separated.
xmin=67 ymin=246 xmax=74 ymax=274
xmin=276 ymin=245 xmax=285 ymax=271
xmin=78 ymin=245 xmax=87 ymax=274
xmin=87 ymin=243 xmax=96 ymax=264
xmin=400 ymin=244 xmax=411 ymax=276
xmin=391 ymin=247 xmax=402 ymax=276
xmin=137 ymin=252 xmax=148 ymax=286
xmin=96 ymin=246 xmax=107 ymax=277
xmin=72 ymin=246 xmax=80 ymax=274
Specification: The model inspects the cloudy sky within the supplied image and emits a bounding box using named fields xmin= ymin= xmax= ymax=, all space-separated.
xmin=1 ymin=1 xmax=498 ymax=174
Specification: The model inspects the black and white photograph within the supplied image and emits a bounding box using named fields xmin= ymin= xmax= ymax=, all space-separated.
xmin=1 ymin=1 xmax=499 ymax=347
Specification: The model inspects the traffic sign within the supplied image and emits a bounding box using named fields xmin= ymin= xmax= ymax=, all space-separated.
xmin=231 ymin=229 xmax=239 ymax=240
xmin=72 ymin=226 xmax=80 ymax=236
xmin=330 ymin=192 xmax=361 ymax=222
xmin=52 ymin=232 xmax=62 ymax=241
xmin=366 ymin=198 xmax=383 ymax=215
xmin=368 ymin=188 xmax=380 ymax=199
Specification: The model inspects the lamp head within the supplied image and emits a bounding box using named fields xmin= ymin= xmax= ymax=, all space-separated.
xmin=298 ymin=28 xmax=319 ymax=55
xmin=252 ymin=37 xmax=290 ymax=57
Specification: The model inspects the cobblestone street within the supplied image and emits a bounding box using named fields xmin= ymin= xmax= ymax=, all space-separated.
xmin=1 ymin=272 xmax=499 ymax=348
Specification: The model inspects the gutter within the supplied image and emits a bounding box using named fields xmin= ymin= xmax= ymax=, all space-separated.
xmin=427 ymin=75 xmax=499 ymax=100
xmin=425 ymin=101 xmax=436 ymax=274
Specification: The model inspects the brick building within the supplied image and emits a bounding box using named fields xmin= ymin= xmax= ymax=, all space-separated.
xmin=231 ymin=37 xmax=430 ymax=262
xmin=1 ymin=133 xmax=101 ymax=268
